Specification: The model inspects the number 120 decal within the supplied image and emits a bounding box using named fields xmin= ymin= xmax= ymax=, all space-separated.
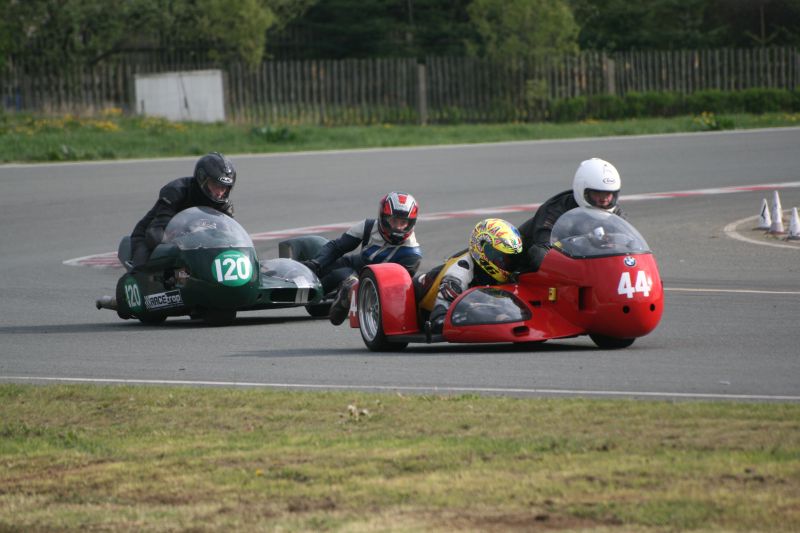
xmin=617 ymin=270 xmax=653 ymax=298
xmin=212 ymin=250 xmax=252 ymax=287
xmin=123 ymin=277 xmax=143 ymax=312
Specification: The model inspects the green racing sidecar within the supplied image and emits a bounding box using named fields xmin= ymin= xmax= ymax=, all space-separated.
xmin=108 ymin=207 xmax=323 ymax=326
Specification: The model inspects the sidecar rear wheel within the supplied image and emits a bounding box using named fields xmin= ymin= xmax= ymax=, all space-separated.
xmin=590 ymin=334 xmax=635 ymax=349
xmin=358 ymin=271 xmax=407 ymax=352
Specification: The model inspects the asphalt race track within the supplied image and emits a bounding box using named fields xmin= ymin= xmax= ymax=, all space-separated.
xmin=2 ymin=128 xmax=799 ymax=401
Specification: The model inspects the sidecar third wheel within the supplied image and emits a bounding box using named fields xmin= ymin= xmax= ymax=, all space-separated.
xmin=138 ymin=314 xmax=167 ymax=325
xmin=590 ymin=334 xmax=635 ymax=349
xmin=357 ymin=271 xmax=407 ymax=352
xmin=305 ymin=302 xmax=331 ymax=318
xmin=204 ymin=308 xmax=237 ymax=327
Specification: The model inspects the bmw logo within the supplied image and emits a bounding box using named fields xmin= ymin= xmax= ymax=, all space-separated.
xmin=624 ymin=256 xmax=637 ymax=267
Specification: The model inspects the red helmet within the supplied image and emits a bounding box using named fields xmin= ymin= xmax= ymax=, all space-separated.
xmin=378 ymin=192 xmax=418 ymax=244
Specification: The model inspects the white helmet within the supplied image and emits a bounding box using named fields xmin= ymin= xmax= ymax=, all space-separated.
xmin=572 ymin=158 xmax=621 ymax=212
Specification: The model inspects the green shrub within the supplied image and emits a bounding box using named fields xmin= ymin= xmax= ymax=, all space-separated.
xmin=686 ymin=90 xmax=730 ymax=114
xmin=639 ymin=92 xmax=684 ymax=117
xmin=621 ymin=92 xmax=647 ymax=118
xmin=551 ymin=96 xmax=586 ymax=122
xmin=545 ymin=89 xmax=796 ymax=122
xmin=739 ymin=88 xmax=792 ymax=113
xmin=437 ymin=106 xmax=468 ymax=125
xmin=587 ymin=94 xmax=626 ymax=120
xmin=487 ymin=99 xmax=521 ymax=123
xmin=792 ymin=90 xmax=800 ymax=112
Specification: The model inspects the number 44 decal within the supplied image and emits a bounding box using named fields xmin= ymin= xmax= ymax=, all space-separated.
xmin=618 ymin=270 xmax=653 ymax=298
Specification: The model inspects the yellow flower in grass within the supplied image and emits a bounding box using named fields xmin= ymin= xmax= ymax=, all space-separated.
xmin=101 ymin=107 xmax=123 ymax=117
xmin=87 ymin=120 xmax=120 ymax=132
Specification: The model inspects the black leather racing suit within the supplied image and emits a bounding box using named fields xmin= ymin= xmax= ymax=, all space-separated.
xmin=129 ymin=176 xmax=234 ymax=268
xmin=515 ymin=190 xmax=625 ymax=273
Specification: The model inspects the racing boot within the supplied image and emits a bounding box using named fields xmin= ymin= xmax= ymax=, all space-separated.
xmin=95 ymin=295 xmax=117 ymax=311
xmin=328 ymin=275 xmax=357 ymax=326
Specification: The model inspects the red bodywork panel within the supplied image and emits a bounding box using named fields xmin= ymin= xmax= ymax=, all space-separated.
xmin=348 ymin=263 xmax=420 ymax=335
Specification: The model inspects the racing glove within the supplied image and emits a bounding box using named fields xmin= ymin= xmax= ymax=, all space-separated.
xmin=301 ymin=259 xmax=321 ymax=275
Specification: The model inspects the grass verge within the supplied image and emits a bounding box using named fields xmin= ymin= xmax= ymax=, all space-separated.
xmin=1 ymin=112 xmax=799 ymax=163
xmin=1 ymin=384 xmax=798 ymax=531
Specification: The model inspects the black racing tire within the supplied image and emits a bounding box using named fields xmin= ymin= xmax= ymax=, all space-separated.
xmin=305 ymin=302 xmax=332 ymax=318
xmin=590 ymin=334 xmax=635 ymax=350
xmin=138 ymin=314 xmax=167 ymax=325
xmin=203 ymin=309 xmax=237 ymax=327
xmin=357 ymin=270 xmax=407 ymax=352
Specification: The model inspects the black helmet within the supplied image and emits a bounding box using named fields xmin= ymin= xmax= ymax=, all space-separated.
xmin=194 ymin=152 xmax=236 ymax=204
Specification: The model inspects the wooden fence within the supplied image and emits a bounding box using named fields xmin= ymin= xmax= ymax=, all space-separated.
xmin=2 ymin=47 xmax=798 ymax=125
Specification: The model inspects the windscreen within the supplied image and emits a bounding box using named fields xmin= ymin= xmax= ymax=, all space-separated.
xmin=450 ymin=287 xmax=531 ymax=326
xmin=550 ymin=207 xmax=650 ymax=258
xmin=163 ymin=207 xmax=253 ymax=250
xmin=259 ymin=258 xmax=318 ymax=288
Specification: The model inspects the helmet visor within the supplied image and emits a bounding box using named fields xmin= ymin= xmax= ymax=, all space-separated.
xmin=584 ymin=188 xmax=618 ymax=209
xmin=483 ymin=243 xmax=515 ymax=272
xmin=204 ymin=179 xmax=232 ymax=202
xmin=387 ymin=215 xmax=411 ymax=232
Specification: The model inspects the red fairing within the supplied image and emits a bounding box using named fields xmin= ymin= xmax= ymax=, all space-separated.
xmin=581 ymin=253 xmax=663 ymax=338
xmin=523 ymin=250 xmax=663 ymax=339
xmin=350 ymin=263 xmax=419 ymax=335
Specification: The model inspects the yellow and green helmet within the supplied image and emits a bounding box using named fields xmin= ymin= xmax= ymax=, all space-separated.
xmin=469 ymin=218 xmax=523 ymax=283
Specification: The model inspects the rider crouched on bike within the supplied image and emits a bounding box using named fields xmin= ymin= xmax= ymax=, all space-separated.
xmin=96 ymin=152 xmax=236 ymax=310
xmin=416 ymin=218 xmax=522 ymax=335
xmin=303 ymin=192 xmax=422 ymax=326
xmin=514 ymin=157 xmax=626 ymax=273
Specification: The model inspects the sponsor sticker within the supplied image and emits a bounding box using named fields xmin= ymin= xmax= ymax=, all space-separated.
xmin=144 ymin=290 xmax=184 ymax=310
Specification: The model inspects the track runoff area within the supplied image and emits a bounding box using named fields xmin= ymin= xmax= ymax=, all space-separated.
xmin=66 ymin=180 xmax=800 ymax=269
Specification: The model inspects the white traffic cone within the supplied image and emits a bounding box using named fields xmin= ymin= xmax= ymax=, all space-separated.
xmin=787 ymin=207 xmax=800 ymax=241
xmin=757 ymin=198 xmax=772 ymax=229
xmin=769 ymin=191 xmax=785 ymax=234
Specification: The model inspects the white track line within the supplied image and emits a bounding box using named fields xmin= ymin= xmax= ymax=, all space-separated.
xmin=723 ymin=213 xmax=800 ymax=250
xmin=666 ymin=287 xmax=800 ymax=295
xmin=1 ymin=376 xmax=797 ymax=402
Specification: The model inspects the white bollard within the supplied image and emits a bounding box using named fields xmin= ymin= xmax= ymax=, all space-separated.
xmin=788 ymin=207 xmax=800 ymax=241
xmin=758 ymin=198 xmax=772 ymax=230
xmin=769 ymin=191 xmax=785 ymax=234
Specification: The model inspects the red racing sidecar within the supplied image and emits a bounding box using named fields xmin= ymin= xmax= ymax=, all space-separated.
xmin=347 ymin=207 xmax=663 ymax=351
